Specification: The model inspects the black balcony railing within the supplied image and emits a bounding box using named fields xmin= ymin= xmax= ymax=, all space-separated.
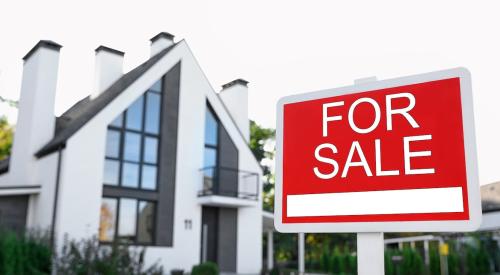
xmin=198 ymin=166 xmax=259 ymax=200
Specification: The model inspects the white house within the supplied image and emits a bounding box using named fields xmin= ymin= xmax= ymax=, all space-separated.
xmin=0 ymin=32 xmax=263 ymax=273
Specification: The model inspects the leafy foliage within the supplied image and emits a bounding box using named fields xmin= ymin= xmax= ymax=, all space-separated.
xmin=249 ymin=120 xmax=275 ymax=163
xmin=191 ymin=261 xmax=218 ymax=275
xmin=249 ymin=120 xmax=275 ymax=211
xmin=400 ymin=246 xmax=424 ymax=275
xmin=465 ymin=239 xmax=491 ymax=275
xmin=0 ymin=116 xmax=13 ymax=160
xmin=384 ymin=249 xmax=398 ymax=275
xmin=0 ymin=96 xmax=18 ymax=108
xmin=0 ymin=230 xmax=51 ymax=275
xmin=429 ymin=245 xmax=440 ymax=275
xmin=55 ymin=236 xmax=163 ymax=275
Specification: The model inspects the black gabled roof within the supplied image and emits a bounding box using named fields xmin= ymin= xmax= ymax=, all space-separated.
xmin=0 ymin=157 xmax=9 ymax=174
xmin=35 ymin=43 xmax=179 ymax=158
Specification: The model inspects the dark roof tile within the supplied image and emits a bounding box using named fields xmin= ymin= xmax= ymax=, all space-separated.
xmin=36 ymin=43 xmax=178 ymax=158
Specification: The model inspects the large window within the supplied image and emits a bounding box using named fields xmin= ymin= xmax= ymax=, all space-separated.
xmin=99 ymin=197 xmax=155 ymax=244
xmin=100 ymin=79 xmax=162 ymax=244
xmin=103 ymin=81 xmax=162 ymax=190
xmin=203 ymin=106 xmax=219 ymax=192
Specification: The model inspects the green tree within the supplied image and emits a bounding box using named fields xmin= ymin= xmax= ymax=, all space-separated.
xmin=249 ymin=120 xmax=275 ymax=211
xmin=0 ymin=116 xmax=13 ymax=160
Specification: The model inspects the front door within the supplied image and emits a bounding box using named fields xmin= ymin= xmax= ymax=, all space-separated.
xmin=201 ymin=206 xmax=237 ymax=272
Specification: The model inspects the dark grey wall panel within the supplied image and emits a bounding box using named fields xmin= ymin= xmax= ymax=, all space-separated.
xmin=217 ymin=207 xmax=238 ymax=272
xmin=156 ymin=61 xmax=181 ymax=246
xmin=102 ymin=186 xmax=159 ymax=201
xmin=0 ymin=195 xmax=28 ymax=234
xmin=201 ymin=206 xmax=218 ymax=263
xmin=218 ymin=125 xmax=239 ymax=197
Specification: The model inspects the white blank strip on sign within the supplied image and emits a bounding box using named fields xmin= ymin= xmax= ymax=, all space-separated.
xmin=287 ymin=187 xmax=464 ymax=217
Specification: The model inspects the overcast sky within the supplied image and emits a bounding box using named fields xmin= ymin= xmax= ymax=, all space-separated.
xmin=0 ymin=0 xmax=499 ymax=185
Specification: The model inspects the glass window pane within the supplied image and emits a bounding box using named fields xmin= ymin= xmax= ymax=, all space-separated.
xmin=149 ymin=80 xmax=162 ymax=93
xmin=205 ymin=108 xmax=218 ymax=146
xmin=103 ymin=160 xmax=119 ymax=185
xmin=99 ymin=198 xmax=117 ymax=242
xmin=143 ymin=137 xmax=158 ymax=164
xmin=118 ymin=198 xmax=137 ymax=241
xmin=105 ymin=130 xmax=121 ymax=158
xmin=123 ymin=132 xmax=141 ymax=162
xmin=125 ymin=96 xmax=143 ymax=130
xmin=204 ymin=147 xmax=217 ymax=168
xmin=122 ymin=163 xmax=139 ymax=188
xmin=203 ymin=148 xmax=217 ymax=192
xmin=110 ymin=114 xmax=123 ymax=127
xmin=137 ymin=201 xmax=155 ymax=243
xmin=141 ymin=165 xmax=157 ymax=190
xmin=145 ymin=92 xmax=161 ymax=134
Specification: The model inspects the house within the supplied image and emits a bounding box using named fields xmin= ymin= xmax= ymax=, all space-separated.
xmin=479 ymin=181 xmax=500 ymax=231
xmin=0 ymin=32 xmax=263 ymax=273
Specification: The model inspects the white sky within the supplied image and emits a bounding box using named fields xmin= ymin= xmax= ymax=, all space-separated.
xmin=0 ymin=0 xmax=499 ymax=185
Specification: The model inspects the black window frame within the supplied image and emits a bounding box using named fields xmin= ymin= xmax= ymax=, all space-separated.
xmin=203 ymin=103 xmax=221 ymax=193
xmin=100 ymin=78 xmax=164 ymax=246
xmin=104 ymin=87 xmax=162 ymax=191
xmin=100 ymin=196 xmax=157 ymax=246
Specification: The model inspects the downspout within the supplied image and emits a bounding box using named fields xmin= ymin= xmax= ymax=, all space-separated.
xmin=50 ymin=146 xmax=64 ymax=251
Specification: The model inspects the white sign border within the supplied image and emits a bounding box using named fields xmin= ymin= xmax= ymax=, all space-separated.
xmin=274 ymin=67 xmax=482 ymax=233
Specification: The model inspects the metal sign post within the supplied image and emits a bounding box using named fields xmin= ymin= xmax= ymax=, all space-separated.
xmin=357 ymin=232 xmax=385 ymax=275
xmin=298 ymin=233 xmax=305 ymax=275
xmin=353 ymin=77 xmax=385 ymax=275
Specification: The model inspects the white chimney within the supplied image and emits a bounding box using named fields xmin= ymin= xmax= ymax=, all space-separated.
xmin=150 ymin=32 xmax=175 ymax=56
xmin=9 ymin=40 xmax=61 ymax=185
xmin=219 ymin=79 xmax=250 ymax=141
xmin=91 ymin=46 xmax=124 ymax=99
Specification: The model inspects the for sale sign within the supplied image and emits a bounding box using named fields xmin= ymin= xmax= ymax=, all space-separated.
xmin=275 ymin=68 xmax=481 ymax=232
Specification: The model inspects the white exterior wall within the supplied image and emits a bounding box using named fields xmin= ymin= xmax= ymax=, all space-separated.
xmin=1 ymin=44 xmax=61 ymax=233
xmin=50 ymin=40 xmax=262 ymax=273
xmin=0 ymin=174 xmax=8 ymax=185
xmin=92 ymin=49 xmax=124 ymax=98
xmin=151 ymin=37 xmax=174 ymax=56
xmin=219 ymin=84 xmax=250 ymax=141
xmin=9 ymin=47 xmax=60 ymax=186
xmin=28 ymin=153 xmax=59 ymax=229
xmin=55 ymin=122 xmax=107 ymax=243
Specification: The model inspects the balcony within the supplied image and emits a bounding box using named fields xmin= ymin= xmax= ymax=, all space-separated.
xmin=197 ymin=166 xmax=259 ymax=208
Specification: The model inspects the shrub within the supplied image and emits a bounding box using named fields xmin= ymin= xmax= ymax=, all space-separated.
xmin=346 ymin=253 xmax=356 ymax=274
xmin=0 ymin=230 xmax=51 ymax=275
xmin=269 ymin=266 xmax=280 ymax=275
xmin=429 ymin=246 xmax=440 ymax=275
xmin=400 ymin=247 xmax=424 ymax=275
xmin=171 ymin=268 xmax=184 ymax=275
xmin=447 ymin=247 xmax=460 ymax=275
xmin=328 ymin=246 xmax=342 ymax=274
xmin=191 ymin=262 xmax=219 ymax=275
xmin=321 ymin=246 xmax=356 ymax=275
xmin=319 ymin=245 xmax=329 ymax=272
xmin=54 ymin=236 xmax=163 ymax=275
xmin=384 ymin=249 xmax=399 ymax=275
xmin=465 ymin=242 xmax=491 ymax=275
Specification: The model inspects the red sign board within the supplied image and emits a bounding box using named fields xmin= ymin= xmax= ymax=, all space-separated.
xmin=275 ymin=68 xmax=481 ymax=232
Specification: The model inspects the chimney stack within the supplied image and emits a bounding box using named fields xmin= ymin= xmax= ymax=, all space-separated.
xmin=92 ymin=46 xmax=124 ymax=98
xmin=10 ymin=40 xmax=62 ymax=184
xmin=219 ymin=79 xmax=250 ymax=141
xmin=150 ymin=32 xmax=175 ymax=56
